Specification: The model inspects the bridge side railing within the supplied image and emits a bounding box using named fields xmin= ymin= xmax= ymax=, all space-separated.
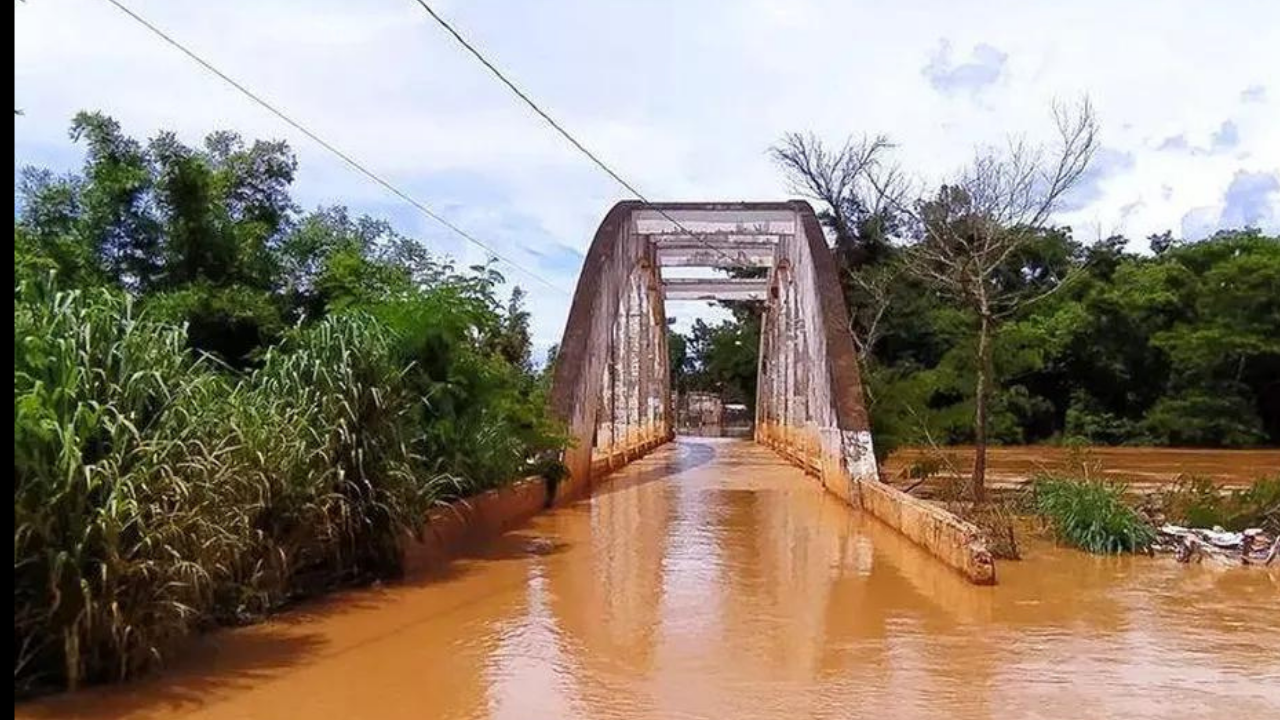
xmin=551 ymin=201 xmax=994 ymax=584
xmin=756 ymin=202 xmax=996 ymax=585
xmin=549 ymin=202 xmax=672 ymax=501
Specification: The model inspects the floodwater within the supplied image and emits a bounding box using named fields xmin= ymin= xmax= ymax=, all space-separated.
xmin=20 ymin=439 xmax=1280 ymax=720
xmin=885 ymin=445 xmax=1280 ymax=491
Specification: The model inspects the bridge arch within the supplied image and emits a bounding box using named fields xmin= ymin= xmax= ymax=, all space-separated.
xmin=550 ymin=200 xmax=873 ymax=495
xmin=549 ymin=200 xmax=993 ymax=584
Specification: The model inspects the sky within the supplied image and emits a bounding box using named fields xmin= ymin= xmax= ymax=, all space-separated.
xmin=14 ymin=0 xmax=1280 ymax=355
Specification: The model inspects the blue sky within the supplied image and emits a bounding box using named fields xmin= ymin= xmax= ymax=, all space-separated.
xmin=14 ymin=0 xmax=1280 ymax=353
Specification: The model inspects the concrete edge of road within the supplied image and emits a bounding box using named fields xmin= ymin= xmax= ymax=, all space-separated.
xmin=762 ymin=433 xmax=997 ymax=586
xmin=401 ymin=475 xmax=550 ymax=576
xmin=854 ymin=478 xmax=997 ymax=586
xmin=400 ymin=438 xmax=673 ymax=575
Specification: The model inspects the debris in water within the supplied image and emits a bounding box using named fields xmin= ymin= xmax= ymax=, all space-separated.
xmin=1156 ymin=525 xmax=1277 ymax=566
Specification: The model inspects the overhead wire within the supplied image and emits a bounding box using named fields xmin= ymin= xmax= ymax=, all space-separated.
xmin=408 ymin=0 xmax=746 ymax=268
xmin=101 ymin=0 xmax=568 ymax=295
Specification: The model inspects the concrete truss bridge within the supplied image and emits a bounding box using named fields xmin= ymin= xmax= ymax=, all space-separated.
xmin=549 ymin=201 xmax=994 ymax=584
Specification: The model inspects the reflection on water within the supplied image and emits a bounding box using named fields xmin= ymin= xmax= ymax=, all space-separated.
xmin=19 ymin=439 xmax=1280 ymax=720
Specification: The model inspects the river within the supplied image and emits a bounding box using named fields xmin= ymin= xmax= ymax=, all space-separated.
xmin=20 ymin=438 xmax=1280 ymax=720
xmin=883 ymin=445 xmax=1280 ymax=491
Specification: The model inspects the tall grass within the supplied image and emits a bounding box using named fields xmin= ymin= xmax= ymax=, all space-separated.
xmin=15 ymin=285 xmax=231 ymax=691
xmin=1032 ymin=476 xmax=1156 ymax=554
xmin=13 ymin=283 xmax=449 ymax=694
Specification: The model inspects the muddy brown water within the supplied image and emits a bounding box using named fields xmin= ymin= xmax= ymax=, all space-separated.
xmin=20 ymin=439 xmax=1280 ymax=720
xmin=884 ymin=445 xmax=1280 ymax=491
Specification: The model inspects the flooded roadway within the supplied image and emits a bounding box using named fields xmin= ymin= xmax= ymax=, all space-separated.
xmin=21 ymin=438 xmax=1280 ymax=720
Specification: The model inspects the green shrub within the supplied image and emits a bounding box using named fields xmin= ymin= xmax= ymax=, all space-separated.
xmin=14 ymin=284 xmax=237 ymax=692
xmin=1158 ymin=475 xmax=1280 ymax=533
xmin=1234 ymin=477 xmax=1280 ymax=533
xmin=369 ymin=287 xmax=567 ymax=493
xmin=1032 ymin=476 xmax=1156 ymax=554
xmin=13 ymin=286 xmax=447 ymax=694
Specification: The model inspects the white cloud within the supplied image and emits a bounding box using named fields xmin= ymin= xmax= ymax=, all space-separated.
xmin=1182 ymin=170 xmax=1280 ymax=239
xmin=15 ymin=0 xmax=1280 ymax=339
xmin=922 ymin=40 xmax=1009 ymax=97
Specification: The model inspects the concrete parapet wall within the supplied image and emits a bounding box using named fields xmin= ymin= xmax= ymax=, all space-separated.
xmin=761 ymin=421 xmax=994 ymax=584
xmin=401 ymin=477 xmax=548 ymax=575
xmin=400 ymin=434 xmax=672 ymax=573
xmin=573 ymin=432 xmax=671 ymax=503
xmin=855 ymin=479 xmax=996 ymax=585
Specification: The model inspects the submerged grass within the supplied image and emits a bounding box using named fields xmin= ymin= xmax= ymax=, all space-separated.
xmin=1032 ymin=476 xmax=1156 ymax=554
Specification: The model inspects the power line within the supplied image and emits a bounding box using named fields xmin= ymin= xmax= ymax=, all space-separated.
xmin=101 ymin=0 xmax=567 ymax=295
xmin=409 ymin=0 xmax=742 ymax=267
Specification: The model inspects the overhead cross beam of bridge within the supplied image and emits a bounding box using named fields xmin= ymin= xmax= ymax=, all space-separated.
xmin=661 ymin=277 xmax=770 ymax=301
xmin=654 ymin=237 xmax=777 ymax=268
xmin=549 ymin=201 xmax=995 ymax=585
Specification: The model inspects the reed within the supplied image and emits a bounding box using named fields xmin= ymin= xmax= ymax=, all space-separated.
xmin=1032 ymin=476 xmax=1156 ymax=554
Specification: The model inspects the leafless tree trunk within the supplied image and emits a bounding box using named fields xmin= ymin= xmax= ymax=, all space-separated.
xmin=972 ymin=307 xmax=992 ymax=501
xmin=903 ymin=99 xmax=1099 ymax=501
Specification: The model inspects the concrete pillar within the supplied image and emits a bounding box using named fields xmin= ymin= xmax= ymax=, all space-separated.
xmin=778 ymin=274 xmax=788 ymax=443
xmin=638 ymin=273 xmax=652 ymax=440
xmin=611 ymin=292 xmax=624 ymax=455
xmin=598 ymin=351 xmax=612 ymax=453
xmin=794 ymin=286 xmax=810 ymax=453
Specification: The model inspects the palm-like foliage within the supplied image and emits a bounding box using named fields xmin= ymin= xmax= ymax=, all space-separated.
xmin=13 ymin=283 xmax=454 ymax=694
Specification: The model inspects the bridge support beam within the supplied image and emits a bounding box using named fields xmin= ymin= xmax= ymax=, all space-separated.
xmin=550 ymin=203 xmax=673 ymax=502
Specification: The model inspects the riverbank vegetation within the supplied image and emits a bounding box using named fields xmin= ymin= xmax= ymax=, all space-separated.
xmin=672 ymin=105 xmax=1279 ymax=502
xmin=1032 ymin=477 xmax=1157 ymax=553
xmin=1154 ymin=476 xmax=1280 ymax=534
xmin=13 ymin=113 xmax=564 ymax=695
xmin=1026 ymin=474 xmax=1278 ymax=555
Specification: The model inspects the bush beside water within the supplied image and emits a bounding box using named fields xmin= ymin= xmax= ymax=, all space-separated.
xmin=1156 ymin=476 xmax=1280 ymax=534
xmin=13 ymin=280 xmax=563 ymax=695
xmin=1032 ymin=477 xmax=1157 ymax=554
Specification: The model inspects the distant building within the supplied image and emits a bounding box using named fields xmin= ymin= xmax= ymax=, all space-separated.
xmin=673 ymin=392 xmax=752 ymax=437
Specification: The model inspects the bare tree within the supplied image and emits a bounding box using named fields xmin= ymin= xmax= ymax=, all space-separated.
xmin=845 ymin=259 xmax=904 ymax=361
xmin=905 ymin=99 xmax=1098 ymax=501
xmin=772 ymin=133 xmax=912 ymax=357
xmin=770 ymin=133 xmax=908 ymax=264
